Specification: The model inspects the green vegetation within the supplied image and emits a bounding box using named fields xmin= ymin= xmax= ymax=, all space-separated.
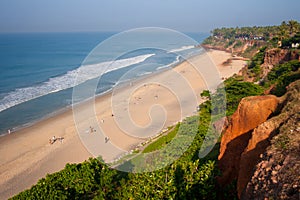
xmin=200 ymin=90 xmax=210 ymax=98
xmin=233 ymin=40 xmax=243 ymax=48
xmin=142 ymin=124 xmax=180 ymax=153
xmin=203 ymin=20 xmax=300 ymax=58
xmin=248 ymin=46 xmax=267 ymax=79
xmin=223 ymin=80 xmax=264 ymax=115
xmin=263 ymin=59 xmax=300 ymax=96
xmin=274 ymin=134 xmax=290 ymax=150
xmin=11 ymin=158 xmax=119 ymax=199
xmin=117 ymin=115 xmax=202 ymax=173
xmin=12 ymin=21 xmax=300 ymax=200
xmin=208 ymin=77 xmax=264 ymax=116
xmin=12 ymin=66 xmax=266 ymax=200
xmin=281 ymin=32 xmax=300 ymax=48
xmin=13 ymin=106 xmax=220 ymax=199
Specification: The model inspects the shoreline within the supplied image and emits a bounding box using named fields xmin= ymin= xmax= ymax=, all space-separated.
xmin=0 ymin=49 xmax=246 ymax=199
xmin=0 ymin=63 xmax=176 ymax=138
xmin=0 ymin=46 xmax=202 ymax=137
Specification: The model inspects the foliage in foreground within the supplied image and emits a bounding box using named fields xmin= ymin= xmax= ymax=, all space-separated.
xmin=12 ymin=106 xmax=219 ymax=199
xmin=11 ymin=158 xmax=119 ymax=200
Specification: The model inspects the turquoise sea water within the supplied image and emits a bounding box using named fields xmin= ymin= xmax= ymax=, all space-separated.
xmin=0 ymin=31 xmax=208 ymax=135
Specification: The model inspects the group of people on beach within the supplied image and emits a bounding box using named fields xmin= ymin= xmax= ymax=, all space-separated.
xmin=49 ymin=135 xmax=64 ymax=144
xmin=89 ymin=126 xmax=96 ymax=134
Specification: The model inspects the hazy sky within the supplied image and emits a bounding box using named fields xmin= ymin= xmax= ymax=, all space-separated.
xmin=1 ymin=0 xmax=300 ymax=33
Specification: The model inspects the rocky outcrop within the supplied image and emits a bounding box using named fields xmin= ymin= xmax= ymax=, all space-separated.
xmin=263 ymin=48 xmax=300 ymax=66
xmin=241 ymin=80 xmax=300 ymax=199
xmin=237 ymin=117 xmax=280 ymax=197
xmin=218 ymin=80 xmax=300 ymax=199
xmin=218 ymin=95 xmax=279 ymax=186
xmin=261 ymin=48 xmax=300 ymax=78
xmin=242 ymin=114 xmax=300 ymax=200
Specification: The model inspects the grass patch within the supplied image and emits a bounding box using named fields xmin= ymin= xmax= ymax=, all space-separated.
xmin=274 ymin=134 xmax=290 ymax=150
xmin=142 ymin=124 xmax=180 ymax=153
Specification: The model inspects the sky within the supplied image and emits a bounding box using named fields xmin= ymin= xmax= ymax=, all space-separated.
xmin=0 ymin=0 xmax=300 ymax=33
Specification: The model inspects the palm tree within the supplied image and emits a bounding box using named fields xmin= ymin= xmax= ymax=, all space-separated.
xmin=278 ymin=21 xmax=289 ymax=41
xmin=288 ymin=20 xmax=300 ymax=36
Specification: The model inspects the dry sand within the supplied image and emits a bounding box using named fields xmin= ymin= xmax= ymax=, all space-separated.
xmin=0 ymin=49 xmax=246 ymax=199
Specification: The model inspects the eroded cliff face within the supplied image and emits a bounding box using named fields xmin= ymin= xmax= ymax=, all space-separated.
xmin=263 ymin=48 xmax=300 ymax=66
xmin=218 ymin=80 xmax=300 ymax=199
xmin=218 ymin=95 xmax=279 ymax=187
xmin=241 ymin=80 xmax=300 ymax=200
xmin=238 ymin=48 xmax=300 ymax=81
xmin=261 ymin=48 xmax=300 ymax=78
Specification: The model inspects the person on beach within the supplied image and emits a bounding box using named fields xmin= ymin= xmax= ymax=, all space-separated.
xmin=90 ymin=126 xmax=96 ymax=133
xmin=58 ymin=137 xmax=64 ymax=143
xmin=49 ymin=136 xmax=56 ymax=144
xmin=7 ymin=129 xmax=11 ymax=134
xmin=105 ymin=136 xmax=110 ymax=143
xmin=49 ymin=136 xmax=64 ymax=144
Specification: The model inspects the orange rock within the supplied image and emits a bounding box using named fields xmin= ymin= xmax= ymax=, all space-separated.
xmin=218 ymin=95 xmax=279 ymax=187
xmin=261 ymin=48 xmax=300 ymax=79
xmin=219 ymin=95 xmax=279 ymax=159
xmin=238 ymin=119 xmax=279 ymax=198
xmin=239 ymin=80 xmax=300 ymax=198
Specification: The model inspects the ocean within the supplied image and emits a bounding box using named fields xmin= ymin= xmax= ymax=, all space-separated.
xmin=0 ymin=31 xmax=208 ymax=135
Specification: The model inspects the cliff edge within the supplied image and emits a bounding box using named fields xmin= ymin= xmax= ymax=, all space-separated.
xmin=218 ymin=80 xmax=300 ymax=199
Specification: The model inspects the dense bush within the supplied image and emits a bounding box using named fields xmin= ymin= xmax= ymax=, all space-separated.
xmin=210 ymin=77 xmax=264 ymax=116
xmin=281 ymin=32 xmax=300 ymax=48
xmin=11 ymin=158 xmax=120 ymax=199
xmin=264 ymin=59 xmax=300 ymax=96
xmin=248 ymin=46 xmax=267 ymax=79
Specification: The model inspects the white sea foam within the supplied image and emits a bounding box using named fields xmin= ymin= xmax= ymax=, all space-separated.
xmin=137 ymin=71 xmax=153 ymax=77
xmin=0 ymin=54 xmax=154 ymax=113
xmin=156 ymin=55 xmax=181 ymax=71
xmin=169 ymin=45 xmax=195 ymax=53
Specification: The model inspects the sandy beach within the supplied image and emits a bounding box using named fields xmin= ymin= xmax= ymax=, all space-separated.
xmin=0 ymin=49 xmax=246 ymax=199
